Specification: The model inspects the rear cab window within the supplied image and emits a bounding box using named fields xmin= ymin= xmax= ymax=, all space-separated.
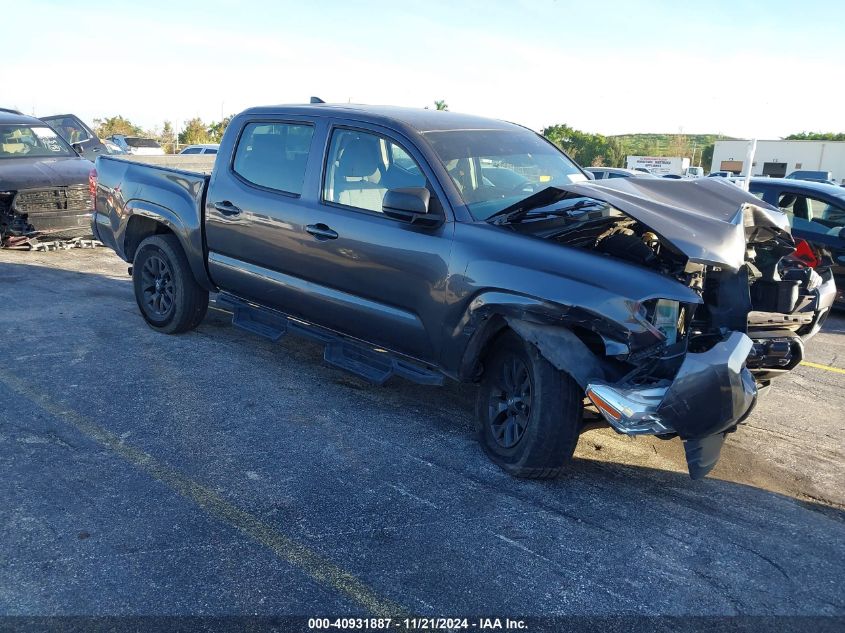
xmin=232 ymin=122 xmax=315 ymax=195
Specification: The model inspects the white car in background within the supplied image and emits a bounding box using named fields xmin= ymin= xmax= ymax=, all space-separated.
xmin=179 ymin=144 xmax=219 ymax=155
xmin=107 ymin=135 xmax=165 ymax=156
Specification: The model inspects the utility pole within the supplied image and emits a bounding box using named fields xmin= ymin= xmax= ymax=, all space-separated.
xmin=741 ymin=139 xmax=757 ymax=191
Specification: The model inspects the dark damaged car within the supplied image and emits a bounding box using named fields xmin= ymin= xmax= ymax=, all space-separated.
xmin=90 ymin=104 xmax=836 ymax=479
xmin=0 ymin=111 xmax=94 ymax=247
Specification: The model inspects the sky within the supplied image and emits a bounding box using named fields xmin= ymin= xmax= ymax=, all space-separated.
xmin=2 ymin=0 xmax=843 ymax=139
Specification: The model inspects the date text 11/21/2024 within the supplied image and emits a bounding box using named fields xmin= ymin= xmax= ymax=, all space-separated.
xmin=307 ymin=617 xmax=528 ymax=630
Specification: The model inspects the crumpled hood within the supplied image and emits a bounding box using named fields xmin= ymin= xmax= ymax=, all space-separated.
xmin=0 ymin=156 xmax=94 ymax=191
xmin=555 ymin=177 xmax=792 ymax=270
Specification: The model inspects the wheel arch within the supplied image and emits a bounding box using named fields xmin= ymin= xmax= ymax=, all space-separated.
xmin=455 ymin=291 xmax=612 ymax=388
xmin=122 ymin=201 xmax=215 ymax=292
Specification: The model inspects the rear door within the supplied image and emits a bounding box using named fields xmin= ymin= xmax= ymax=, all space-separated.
xmin=205 ymin=116 xmax=324 ymax=315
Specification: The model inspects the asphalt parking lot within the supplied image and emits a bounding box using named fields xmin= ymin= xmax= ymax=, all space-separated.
xmin=1 ymin=248 xmax=843 ymax=623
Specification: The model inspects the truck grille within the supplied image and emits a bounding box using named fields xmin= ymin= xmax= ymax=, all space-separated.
xmin=14 ymin=185 xmax=91 ymax=215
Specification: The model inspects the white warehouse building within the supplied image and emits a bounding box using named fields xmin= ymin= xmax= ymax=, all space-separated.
xmin=710 ymin=139 xmax=845 ymax=184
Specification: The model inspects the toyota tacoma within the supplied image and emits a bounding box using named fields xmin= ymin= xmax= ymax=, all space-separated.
xmin=91 ymin=104 xmax=836 ymax=479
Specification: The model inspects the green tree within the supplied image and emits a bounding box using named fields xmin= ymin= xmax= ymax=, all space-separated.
xmin=666 ymin=134 xmax=691 ymax=159
xmin=542 ymin=124 xmax=624 ymax=168
xmin=208 ymin=115 xmax=233 ymax=143
xmin=785 ymin=131 xmax=845 ymax=141
xmin=700 ymin=143 xmax=715 ymax=173
xmin=433 ymin=100 xmax=448 ymax=111
xmin=178 ymin=117 xmax=210 ymax=145
xmin=93 ymin=115 xmax=143 ymax=139
xmin=159 ymin=121 xmax=176 ymax=154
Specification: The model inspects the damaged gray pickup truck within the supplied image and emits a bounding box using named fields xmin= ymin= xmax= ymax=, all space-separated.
xmin=91 ymin=104 xmax=836 ymax=479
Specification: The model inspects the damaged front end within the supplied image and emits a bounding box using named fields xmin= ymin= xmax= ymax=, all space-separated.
xmin=0 ymin=191 xmax=37 ymax=248
xmin=504 ymin=178 xmax=835 ymax=479
xmin=1 ymin=185 xmax=93 ymax=249
xmin=585 ymin=332 xmax=757 ymax=478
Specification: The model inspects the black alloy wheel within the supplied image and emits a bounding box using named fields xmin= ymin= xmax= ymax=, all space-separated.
xmin=140 ymin=254 xmax=175 ymax=318
xmin=487 ymin=354 xmax=533 ymax=448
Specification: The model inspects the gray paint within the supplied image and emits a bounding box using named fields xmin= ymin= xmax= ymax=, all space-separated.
xmin=537 ymin=177 xmax=792 ymax=270
xmin=91 ymin=104 xmax=833 ymax=478
xmin=0 ymin=155 xmax=94 ymax=191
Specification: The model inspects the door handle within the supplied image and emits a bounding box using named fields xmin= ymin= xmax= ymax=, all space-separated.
xmin=213 ymin=200 xmax=241 ymax=216
xmin=306 ymin=223 xmax=338 ymax=240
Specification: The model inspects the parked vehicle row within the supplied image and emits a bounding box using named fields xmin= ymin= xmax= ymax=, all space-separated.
xmin=0 ymin=108 xmax=218 ymax=245
xmin=40 ymin=114 xmax=124 ymax=161
xmin=91 ymin=103 xmax=835 ymax=480
xmin=0 ymin=111 xmax=96 ymax=245
xmin=106 ymin=134 xmax=165 ymax=156
xmin=179 ymin=144 xmax=219 ymax=155
xmin=585 ymin=167 xmax=657 ymax=180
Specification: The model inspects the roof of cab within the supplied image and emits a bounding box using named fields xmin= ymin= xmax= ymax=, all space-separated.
xmin=239 ymin=103 xmax=523 ymax=134
xmin=0 ymin=111 xmax=46 ymax=126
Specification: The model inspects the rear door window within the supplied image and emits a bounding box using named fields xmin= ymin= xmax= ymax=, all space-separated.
xmin=233 ymin=122 xmax=314 ymax=195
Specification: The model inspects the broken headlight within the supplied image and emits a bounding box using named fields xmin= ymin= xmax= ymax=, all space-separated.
xmin=651 ymin=299 xmax=685 ymax=345
xmin=629 ymin=298 xmax=689 ymax=345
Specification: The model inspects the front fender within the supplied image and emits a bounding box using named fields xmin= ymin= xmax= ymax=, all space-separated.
xmin=449 ymin=290 xmax=623 ymax=383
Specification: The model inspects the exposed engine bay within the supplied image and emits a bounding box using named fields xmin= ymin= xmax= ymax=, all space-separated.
xmin=511 ymin=185 xmax=832 ymax=378
xmin=499 ymin=178 xmax=836 ymax=478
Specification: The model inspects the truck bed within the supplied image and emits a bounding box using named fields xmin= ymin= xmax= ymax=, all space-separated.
xmin=92 ymin=155 xmax=211 ymax=288
xmin=115 ymin=154 xmax=216 ymax=175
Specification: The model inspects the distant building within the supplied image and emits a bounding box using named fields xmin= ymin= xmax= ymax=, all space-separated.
xmin=711 ymin=139 xmax=845 ymax=183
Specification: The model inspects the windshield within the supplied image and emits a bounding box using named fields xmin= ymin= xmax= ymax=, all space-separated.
xmin=0 ymin=124 xmax=75 ymax=159
xmin=422 ymin=129 xmax=587 ymax=220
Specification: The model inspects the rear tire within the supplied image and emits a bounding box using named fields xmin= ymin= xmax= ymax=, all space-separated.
xmin=132 ymin=234 xmax=208 ymax=334
xmin=475 ymin=331 xmax=583 ymax=478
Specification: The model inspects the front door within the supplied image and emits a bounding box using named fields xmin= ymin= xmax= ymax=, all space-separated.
xmin=283 ymin=124 xmax=455 ymax=363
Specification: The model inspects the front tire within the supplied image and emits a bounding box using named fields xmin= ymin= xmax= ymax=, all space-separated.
xmin=475 ymin=331 xmax=583 ymax=478
xmin=132 ymin=234 xmax=208 ymax=334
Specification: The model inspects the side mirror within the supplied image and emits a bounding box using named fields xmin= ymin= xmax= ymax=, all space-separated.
xmin=382 ymin=187 xmax=441 ymax=227
xmin=584 ymin=171 xmax=596 ymax=180
xmin=838 ymin=227 xmax=845 ymax=240
xmin=71 ymin=142 xmax=85 ymax=155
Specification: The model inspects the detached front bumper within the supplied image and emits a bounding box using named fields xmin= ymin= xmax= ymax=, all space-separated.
xmin=586 ymin=331 xmax=756 ymax=479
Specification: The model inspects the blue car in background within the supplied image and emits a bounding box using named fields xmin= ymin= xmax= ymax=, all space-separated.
xmin=786 ymin=170 xmax=839 ymax=186
xmin=750 ymin=177 xmax=845 ymax=306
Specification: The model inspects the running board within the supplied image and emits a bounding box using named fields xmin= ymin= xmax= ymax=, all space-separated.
xmin=215 ymin=293 xmax=443 ymax=386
